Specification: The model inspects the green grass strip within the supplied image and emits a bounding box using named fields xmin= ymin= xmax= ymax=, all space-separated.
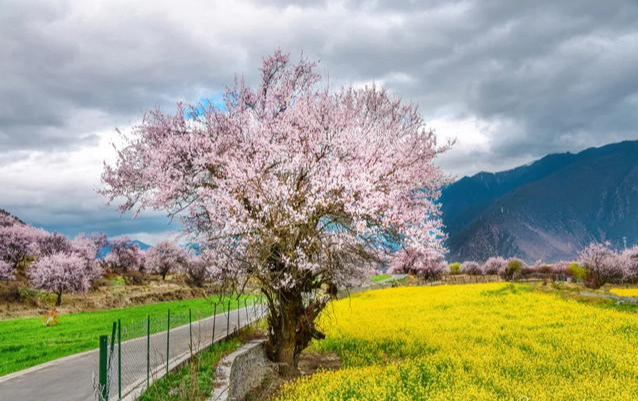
xmin=371 ymin=274 xmax=392 ymax=283
xmin=138 ymin=337 xmax=242 ymax=401
xmin=0 ymin=294 xmax=256 ymax=376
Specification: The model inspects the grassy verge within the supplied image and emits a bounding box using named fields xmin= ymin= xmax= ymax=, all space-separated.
xmin=138 ymin=327 xmax=262 ymax=401
xmin=0 ymin=294 xmax=256 ymax=376
xmin=371 ymin=274 xmax=392 ymax=283
xmin=138 ymin=338 xmax=241 ymax=401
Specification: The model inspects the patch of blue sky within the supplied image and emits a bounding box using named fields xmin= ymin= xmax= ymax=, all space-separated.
xmin=185 ymin=93 xmax=227 ymax=119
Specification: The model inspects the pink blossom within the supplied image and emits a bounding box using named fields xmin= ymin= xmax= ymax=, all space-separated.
xmin=389 ymin=247 xmax=446 ymax=281
xmin=37 ymin=233 xmax=73 ymax=257
xmin=146 ymin=241 xmax=187 ymax=280
xmin=104 ymin=237 xmax=145 ymax=273
xmin=482 ymin=256 xmax=507 ymax=275
xmin=620 ymin=246 xmax=638 ymax=282
xmin=0 ymin=224 xmax=48 ymax=268
xmin=0 ymin=260 xmax=13 ymax=280
xmin=579 ymin=242 xmax=624 ymax=288
xmin=461 ymin=261 xmax=482 ymax=275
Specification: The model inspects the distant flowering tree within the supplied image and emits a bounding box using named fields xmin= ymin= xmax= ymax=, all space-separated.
xmin=0 ymin=260 xmax=13 ymax=280
xmin=183 ymin=255 xmax=210 ymax=287
xmin=146 ymin=241 xmax=187 ymax=280
xmin=550 ymin=261 xmax=570 ymax=278
xmin=0 ymin=224 xmax=48 ymax=272
xmin=482 ymin=257 xmax=507 ymax=275
xmin=389 ymin=247 xmax=446 ymax=281
xmin=579 ymin=242 xmax=624 ymax=288
xmin=620 ymin=246 xmax=638 ymax=283
xmin=104 ymin=238 xmax=145 ymax=273
xmin=102 ymin=50 xmax=449 ymax=373
xmin=461 ymin=261 xmax=482 ymax=275
xmin=28 ymin=252 xmax=102 ymax=306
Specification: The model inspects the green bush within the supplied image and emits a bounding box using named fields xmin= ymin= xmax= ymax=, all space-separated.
xmin=449 ymin=262 xmax=461 ymax=274
xmin=502 ymin=259 xmax=524 ymax=280
xmin=567 ymin=262 xmax=587 ymax=281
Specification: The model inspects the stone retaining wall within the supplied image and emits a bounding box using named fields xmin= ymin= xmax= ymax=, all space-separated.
xmin=210 ymin=339 xmax=273 ymax=401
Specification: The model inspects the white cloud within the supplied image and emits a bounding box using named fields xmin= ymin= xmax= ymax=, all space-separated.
xmin=112 ymin=230 xmax=182 ymax=247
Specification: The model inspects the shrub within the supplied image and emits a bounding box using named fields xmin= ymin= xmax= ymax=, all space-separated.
xmin=123 ymin=270 xmax=146 ymax=285
xmin=482 ymin=257 xmax=507 ymax=275
xmin=0 ymin=281 xmax=22 ymax=303
xmin=461 ymin=261 xmax=482 ymax=275
xmin=502 ymin=258 xmax=524 ymax=280
xmin=449 ymin=262 xmax=461 ymax=275
xmin=536 ymin=263 xmax=554 ymax=275
xmin=566 ymin=262 xmax=587 ymax=281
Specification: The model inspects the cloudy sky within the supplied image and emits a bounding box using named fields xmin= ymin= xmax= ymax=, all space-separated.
xmin=1 ymin=0 xmax=637 ymax=243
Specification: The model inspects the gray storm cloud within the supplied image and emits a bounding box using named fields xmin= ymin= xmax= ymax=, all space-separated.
xmin=1 ymin=0 xmax=637 ymax=236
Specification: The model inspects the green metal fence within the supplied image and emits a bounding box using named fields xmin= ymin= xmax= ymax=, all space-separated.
xmin=94 ymin=295 xmax=265 ymax=401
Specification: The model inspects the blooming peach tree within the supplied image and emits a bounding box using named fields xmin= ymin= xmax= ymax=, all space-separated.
xmin=146 ymin=241 xmax=187 ymax=280
xmin=183 ymin=255 xmax=211 ymax=287
xmin=482 ymin=256 xmax=507 ymax=275
xmin=389 ymin=247 xmax=447 ymax=281
xmin=619 ymin=246 xmax=638 ymax=283
xmin=28 ymin=236 xmax=103 ymax=306
xmin=579 ymin=242 xmax=624 ymax=288
xmin=102 ymin=50 xmax=449 ymax=373
xmin=0 ymin=224 xmax=48 ymax=271
xmin=104 ymin=237 xmax=146 ymax=273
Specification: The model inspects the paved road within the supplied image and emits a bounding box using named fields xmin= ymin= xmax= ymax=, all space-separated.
xmin=0 ymin=305 xmax=264 ymax=401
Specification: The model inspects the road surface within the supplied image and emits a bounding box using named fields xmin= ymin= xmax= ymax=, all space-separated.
xmin=0 ymin=305 xmax=263 ymax=401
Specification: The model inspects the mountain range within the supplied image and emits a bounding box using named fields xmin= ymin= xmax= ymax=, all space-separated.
xmin=441 ymin=140 xmax=638 ymax=263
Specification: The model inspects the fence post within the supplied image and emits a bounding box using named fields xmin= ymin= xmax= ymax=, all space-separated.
xmin=110 ymin=322 xmax=117 ymax=355
xmin=189 ymin=308 xmax=193 ymax=355
xmin=226 ymin=300 xmax=231 ymax=337
xmin=166 ymin=309 xmax=171 ymax=374
xmin=99 ymin=335 xmax=108 ymax=401
xmin=236 ymin=297 xmax=240 ymax=332
xmin=146 ymin=315 xmax=150 ymax=389
xmin=118 ymin=319 xmax=122 ymax=400
xmin=212 ymin=302 xmax=217 ymax=343
xmin=244 ymin=298 xmax=249 ymax=325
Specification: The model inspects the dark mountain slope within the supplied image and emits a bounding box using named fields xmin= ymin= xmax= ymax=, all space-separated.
xmin=443 ymin=140 xmax=638 ymax=262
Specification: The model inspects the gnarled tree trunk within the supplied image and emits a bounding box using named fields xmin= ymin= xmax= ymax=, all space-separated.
xmin=264 ymin=288 xmax=328 ymax=376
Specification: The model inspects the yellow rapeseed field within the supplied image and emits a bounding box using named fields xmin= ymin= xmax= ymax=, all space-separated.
xmin=609 ymin=287 xmax=638 ymax=297
xmin=277 ymin=283 xmax=638 ymax=401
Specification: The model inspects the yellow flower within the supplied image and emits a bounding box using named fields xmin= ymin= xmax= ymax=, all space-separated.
xmin=277 ymin=283 xmax=638 ymax=401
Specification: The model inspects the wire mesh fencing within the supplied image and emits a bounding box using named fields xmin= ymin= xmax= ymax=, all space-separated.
xmin=93 ymin=295 xmax=267 ymax=401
